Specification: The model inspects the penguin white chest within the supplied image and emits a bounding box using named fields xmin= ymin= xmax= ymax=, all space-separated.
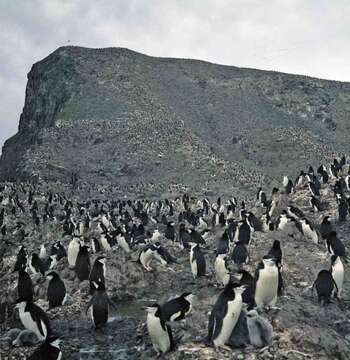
xmin=303 ymin=225 xmax=318 ymax=244
xmin=100 ymin=235 xmax=111 ymax=251
xmin=67 ymin=241 xmax=80 ymax=267
xmin=140 ymin=249 xmax=154 ymax=266
xmin=278 ymin=217 xmax=288 ymax=230
xmin=332 ymin=261 xmax=344 ymax=296
xmin=39 ymin=246 xmax=46 ymax=259
xmin=215 ymin=258 xmax=229 ymax=285
xmin=117 ymin=235 xmax=130 ymax=253
xmin=147 ymin=314 xmax=170 ymax=354
xmin=190 ymin=249 xmax=197 ymax=278
xmin=213 ymin=297 xmax=242 ymax=347
xmin=255 ymin=267 xmax=278 ymax=308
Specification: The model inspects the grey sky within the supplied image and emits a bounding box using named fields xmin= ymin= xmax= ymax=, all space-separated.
xmin=1 ymin=0 xmax=349 ymax=152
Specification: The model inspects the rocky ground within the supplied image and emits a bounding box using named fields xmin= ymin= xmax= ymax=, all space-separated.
xmin=0 ymin=177 xmax=350 ymax=359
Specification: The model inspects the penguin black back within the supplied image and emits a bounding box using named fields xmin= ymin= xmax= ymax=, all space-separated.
xmin=17 ymin=268 xmax=33 ymax=302
xmin=75 ymin=245 xmax=91 ymax=281
xmin=313 ymin=270 xmax=338 ymax=305
xmin=47 ymin=271 xmax=66 ymax=309
xmin=232 ymin=241 xmax=249 ymax=268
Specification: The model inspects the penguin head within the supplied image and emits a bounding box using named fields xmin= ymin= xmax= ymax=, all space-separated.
xmin=233 ymin=284 xmax=248 ymax=296
xmin=46 ymin=335 xmax=62 ymax=347
xmin=46 ymin=271 xmax=57 ymax=281
xmin=189 ymin=242 xmax=198 ymax=250
xmin=232 ymin=272 xmax=243 ymax=282
xmin=272 ymin=240 xmax=281 ymax=250
xmin=97 ymin=256 xmax=106 ymax=265
xmin=322 ymin=216 xmax=331 ymax=224
xmin=93 ymin=281 xmax=106 ymax=291
xmin=262 ymin=257 xmax=276 ymax=267
xmin=331 ymin=255 xmax=340 ymax=265
xmin=246 ymin=309 xmax=259 ymax=318
xmin=14 ymin=299 xmax=27 ymax=310
xmin=144 ymin=303 xmax=161 ymax=316
xmin=182 ymin=292 xmax=195 ymax=303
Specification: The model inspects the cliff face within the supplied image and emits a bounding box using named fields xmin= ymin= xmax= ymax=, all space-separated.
xmin=1 ymin=46 xmax=350 ymax=189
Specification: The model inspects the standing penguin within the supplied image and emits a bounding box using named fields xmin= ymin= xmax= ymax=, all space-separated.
xmin=310 ymin=196 xmax=323 ymax=212
xmin=67 ymin=237 xmax=81 ymax=268
xmin=283 ymin=176 xmax=293 ymax=194
xmin=50 ymin=241 xmax=67 ymax=260
xmin=190 ymin=243 xmax=206 ymax=278
xmin=330 ymin=255 xmax=344 ymax=298
xmin=254 ymin=257 xmax=279 ymax=309
xmin=29 ymin=254 xmax=48 ymax=275
xmin=15 ymin=300 xmax=51 ymax=341
xmin=215 ymin=254 xmax=230 ymax=287
xmin=300 ymin=218 xmax=319 ymax=244
xmin=17 ymin=268 xmax=33 ymax=302
xmin=207 ymin=283 xmax=246 ymax=348
xmin=46 ymin=271 xmax=67 ymax=309
xmin=233 ymin=270 xmax=254 ymax=308
xmin=27 ymin=336 xmax=62 ymax=360
xmin=217 ymin=231 xmax=230 ymax=255
xmin=338 ymin=196 xmax=348 ymax=222
xmin=232 ymin=241 xmax=249 ymax=269
xmin=138 ymin=244 xmax=158 ymax=271
xmin=13 ymin=246 xmax=28 ymax=272
xmin=236 ymin=220 xmax=251 ymax=245
xmin=146 ymin=304 xmax=175 ymax=355
xmin=165 ymin=221 xmax=176 ymax=242
xmin=257 ymin=188 xmax=267 ymax=204
xmin=74 ymin=245 xmax=91 ymax=281
xmin=313 ymin=270 xmax=338 ymax=305
xmin=161 ymin=292 xmax=194 ymax=322
xmin=320 ymin=216 xmax=333 ymax=239
xmin=89 ymin=256 xmax=106 ymax=294
xmin=86 ymin=281 xmax=116 ymax=329
xmin=325 ymin=231 xmax=346 ymax=258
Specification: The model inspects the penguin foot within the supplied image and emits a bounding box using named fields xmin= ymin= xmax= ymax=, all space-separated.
xmin=215 ymin=344 xmax=232 ymax=352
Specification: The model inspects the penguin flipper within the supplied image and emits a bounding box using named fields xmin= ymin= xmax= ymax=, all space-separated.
xmin=211 ymin=306 xmax=226 ymax=341
xmin=206 ymin=312 xmax=215 ymax=344
xmin=167 ymin=324 xmax=175 ymax=351
xmin=277 ymin=269 xmax=284 ymax=296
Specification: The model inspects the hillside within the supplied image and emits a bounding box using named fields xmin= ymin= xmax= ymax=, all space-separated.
xmin=1 ymin=46 xmax=350 ymax=192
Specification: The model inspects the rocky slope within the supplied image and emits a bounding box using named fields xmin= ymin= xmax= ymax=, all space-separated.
xmin=1 ymin=46 xmax=349 ymax=191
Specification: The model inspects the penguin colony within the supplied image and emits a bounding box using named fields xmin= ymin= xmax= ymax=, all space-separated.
xmin=0 ymin=155 xmax=349 ymax=358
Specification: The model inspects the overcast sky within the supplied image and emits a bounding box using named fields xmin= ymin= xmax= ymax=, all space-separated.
xmin=1 ymin=0 xmax=349 ymax=151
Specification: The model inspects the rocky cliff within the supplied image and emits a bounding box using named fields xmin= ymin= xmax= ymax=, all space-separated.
xmin=1 ymin=46 xmax=350 ymax=190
